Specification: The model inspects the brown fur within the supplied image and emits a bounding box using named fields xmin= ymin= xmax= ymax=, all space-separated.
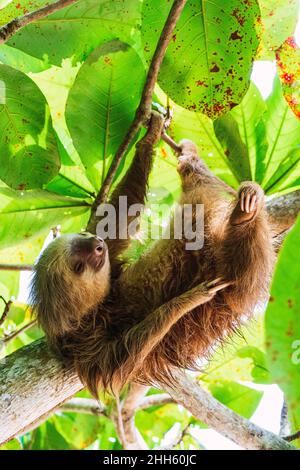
xmin=30 ymin=116 xmax=276 ymax=397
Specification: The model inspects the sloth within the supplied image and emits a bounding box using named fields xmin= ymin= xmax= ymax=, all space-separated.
xmin=30 ymin=112 xmax=275 ymax=396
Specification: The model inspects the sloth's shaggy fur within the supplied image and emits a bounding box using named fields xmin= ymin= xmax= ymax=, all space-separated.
xmin=30 ymin=114 xmax=275 ymax=397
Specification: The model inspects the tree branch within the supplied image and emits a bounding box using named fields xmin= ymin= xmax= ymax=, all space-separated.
xmin=162 ymin=370 xmax=295 ymax=450
xmin=284 ymin=430 xmax=300 ymax=442
xmin=0 ymin=341 xmax=295 ymax=449
xmin=0 ymin=264 xmax=33 ymax=271
xmin=267 ymin=190 xmax=300 ymax=233
xmin=60 ymin=397 xmax=107 ymax=417
xmin=0 ymin=297 xmax=12 ymax=326
xmin=2 ymin=320 xmax=37 ymax=344
xmin=0 ymin=0 xmax=80 ymax=44
xmin=120 ymin=383 xmax=149 ymax=450
xmin=86 ymin=0 xmax=188 ymax=232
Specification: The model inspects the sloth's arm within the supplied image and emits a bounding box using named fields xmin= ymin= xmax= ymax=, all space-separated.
xmin=100 ymin=111 xmax=164 ymax=265
xmin=112 ymin=278 xmax=230 ymax=391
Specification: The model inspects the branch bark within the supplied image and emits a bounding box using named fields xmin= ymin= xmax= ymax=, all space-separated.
xmin=86 ymin=0 xmax=188 ymax=232
xmin=0 ymin=0 xmax=80 ymax=44
xmin=0 ymin=340 xmax=295 ymax=450
xmin=162 ymin=370 xmax=295 ymax=450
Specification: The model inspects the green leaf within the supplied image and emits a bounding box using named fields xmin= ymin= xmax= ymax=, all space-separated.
xmin=263 ymin=147 xmax=300 ymax=194
xmin=0 ymin=44 xmax=49 ymax=73
xmin=0 ymin=64 xmax=60 ymax=190
xmin=208 ymin=380 xmax=263 ymax=418
xmin=262 ymin=77 xmax=300 ymax=191
xmin=6 ymin=0 xmax=141 ymax=66
xmin=28 ymin=421 xmax=73 ymax=450
xmin=0 ymin=186 xmax=90 ymax=247
xmin=259 ymin=0 xmax=299 ymax=58
xmin=0 ymin=438 xmax=22 ymax=450
xmin=214 ymin=83 xmax=268 ymax=183
xmin=213 ymin=113 xmax=252 ymax=181
xmin=142 ymin=0 xmax=260 ymax=118
xmin=265 ymin=217 xmax=300 ymax=432
xmin=66 ymin=40 xmax=145 ymax=189
xmin=200 ymin=316 xmax=266 ymax=384
xmin=53 ymin=413 xmax=100 ymax=449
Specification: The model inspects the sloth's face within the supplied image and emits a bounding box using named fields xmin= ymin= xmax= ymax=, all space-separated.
xmin=69 ymin=232 xmax=108 ymax=275
xmin=30 ymin=233 xmax=111 ymax=335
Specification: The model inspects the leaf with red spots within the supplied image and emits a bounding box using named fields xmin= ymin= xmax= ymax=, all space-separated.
xmin=276 ymin=37 xmax=300 ymax=120
xmin=66 ymin=41 xmax=146 ymax=190
xmin=1 ymin=0 xmax=141 ymax=66
xmin=258 ymin=0 xmax=299 ymax=59
xmin=142 ymin=0 xmax=261 ymax=118
xmin=266 ymin=217 xmax=300 ymax=435
xmin=0 ymin=65 xmax=60 ymax=189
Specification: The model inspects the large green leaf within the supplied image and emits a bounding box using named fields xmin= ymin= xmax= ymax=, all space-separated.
xmin=214 ymin=79 xmax=300 ymax=192
xmin=208 ymin=380 xmax=263 ymax=418
xmin=214 ymin=83 xmax=267 ymax=183
xmin=265 ymin=217 xmax=300 ymax=432
xmin=66 ymin=40 xmax=145 ymax=189
xmin=142 ymin=0 xmax=260 ymax=118
xmin=0 ymin=187 xmax=90 ymax=247
xmin=0 ymin=44 xmax=49 ymax=73
xmin=259 ymin=0 xmax=299 ymax=58
xmin=262 ymin=78 xmax=300 ymax=191
xmin=5 ymin=0 xmax=141 ymax=66
xmin=0 ymin=64 xmax=60 ymax=190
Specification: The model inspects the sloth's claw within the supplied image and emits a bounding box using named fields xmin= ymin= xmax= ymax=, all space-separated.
xmin=230 ymin=182 xmax=264 ymax=226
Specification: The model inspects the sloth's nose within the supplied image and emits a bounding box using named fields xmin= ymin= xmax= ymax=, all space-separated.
xmin=92 ymin=237 xmax=104 ymax=255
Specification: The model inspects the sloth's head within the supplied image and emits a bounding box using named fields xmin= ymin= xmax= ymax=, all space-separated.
xmin=29 ymin=232 xmax=111 ymax=341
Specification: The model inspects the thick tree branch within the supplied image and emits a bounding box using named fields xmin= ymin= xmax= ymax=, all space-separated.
xmin=87 ymin=0 xmax=188 ymax=232
xmin=162 ymin=370 xmax=295 ymax=450
xmin=0 ymin=0 xmax=80 ymax=44
xmin=266 ymin=190 xmax=300 ymax=233
xmin=0 ymin=340 xmax=295 ymax=450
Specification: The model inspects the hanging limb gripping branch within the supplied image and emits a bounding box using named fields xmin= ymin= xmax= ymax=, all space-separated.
xmin=87 ymin=0 xmax=188 ymax=233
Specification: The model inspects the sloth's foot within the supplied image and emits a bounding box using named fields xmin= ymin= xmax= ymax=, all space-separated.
xmin=230 ymin=182 xmax=265 ymax=226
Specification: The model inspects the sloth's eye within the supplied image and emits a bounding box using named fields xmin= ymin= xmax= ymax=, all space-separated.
xmin=74 ymin=261 xmax=84 ymax=275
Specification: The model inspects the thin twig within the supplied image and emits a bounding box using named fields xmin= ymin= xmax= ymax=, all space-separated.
xmin=60 ymin=397 xmax=107 ymax=417
xmin=87 ymin=0 xmax=188 ymax=232
xmin=284 ymin=430 xmax=300 ymax=442
xmin=0 ymin=297 xmax=12 ymax=326
xmin=0 ymin=0 xmax=80 ymax=44
xmin=3 ymin=320 xmax=36 ymax=344
xmin=0 ymin=264 xmax=33 ymax=271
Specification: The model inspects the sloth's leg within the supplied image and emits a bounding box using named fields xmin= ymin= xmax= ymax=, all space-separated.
xmin=112 ymin=278 xmax=230 ymax=390
xmin=216 ymin=181 xmax=274 ymax=312
xmin=177 ymin=139 xmax=236 ymax=196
